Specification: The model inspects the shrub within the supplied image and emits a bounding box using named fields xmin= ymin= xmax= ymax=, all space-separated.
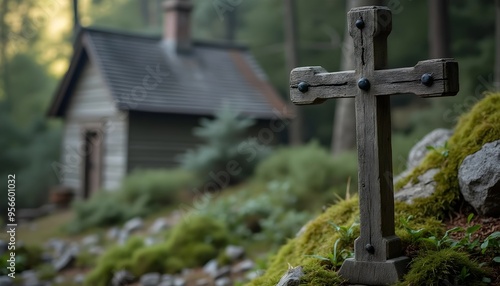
xmin=180 ymin=106 xmax=270 ymax=187
xmin=119 ymin=168 xmax=194 ymax=207
xmin=86 ymin=216 xmax=230 ymax=284
xmin=398 ymin=249 xmax=489 ymax=286
xmin=68 ymin=168 xmax=193 ymax=233
xmin=255 ymin=142 xmax=358 ymax=207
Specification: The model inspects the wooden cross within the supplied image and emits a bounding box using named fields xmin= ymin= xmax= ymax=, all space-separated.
xmin=290 ymin=6 xmax=458 ymax=285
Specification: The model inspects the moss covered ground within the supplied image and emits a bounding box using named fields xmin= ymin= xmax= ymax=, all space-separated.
xmin=246 ymin=93 xmax=500 ymax=285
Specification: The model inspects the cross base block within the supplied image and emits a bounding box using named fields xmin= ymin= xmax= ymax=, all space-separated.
xmin=338 ymin=256 xmax=410 ymax=285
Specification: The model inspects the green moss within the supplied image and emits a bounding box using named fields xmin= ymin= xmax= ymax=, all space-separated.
xmin=396 ymin=93 xmax=500 ymax=219
xmin=246 ymin=197 xmax=359 ymax=286
xmin=85 ymin=216 xmax=230 ymax=286
xmin=397 ymin=249 xmax=489 ymax=286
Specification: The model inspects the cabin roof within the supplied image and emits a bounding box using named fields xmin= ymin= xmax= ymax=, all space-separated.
xmin=48 ymin=27 xmax=290 ymax=119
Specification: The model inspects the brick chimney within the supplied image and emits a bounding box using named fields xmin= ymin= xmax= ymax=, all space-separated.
xmin=163 ymin=0 xmax=193 ymax=52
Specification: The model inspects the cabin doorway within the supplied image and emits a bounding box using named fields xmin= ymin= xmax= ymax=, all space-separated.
xmin=83 ymin=129 xmax=102 ymax=199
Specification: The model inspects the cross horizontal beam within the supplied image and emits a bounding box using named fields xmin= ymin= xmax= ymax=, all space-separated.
xmin=290 ymin=58 xmax=459 ymax=105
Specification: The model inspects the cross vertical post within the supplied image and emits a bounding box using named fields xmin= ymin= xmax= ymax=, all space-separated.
xmin=289 ymin=6 xmax=459 ymax=285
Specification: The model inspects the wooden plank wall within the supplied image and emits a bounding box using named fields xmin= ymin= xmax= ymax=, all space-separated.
xmin=61 ymin=62 xmax=128 ymax=197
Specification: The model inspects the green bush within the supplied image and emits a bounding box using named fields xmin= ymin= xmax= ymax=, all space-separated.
xmin=86 ymin=216 xmax=230 ymax=285
xmin=119 ymin=169 xmax=194 ymax=207
xmin=255 ymin=142 xmax=358 ymax=207
xmin=180 ymin=106 xmax=270 ymax=187
xmin=68 ymin=168 xmax=192 ymax=233
xmin=398 ymin=249 xmax=489 ymax=286
xmin=200 ymin=182 xmax=311 ymax=246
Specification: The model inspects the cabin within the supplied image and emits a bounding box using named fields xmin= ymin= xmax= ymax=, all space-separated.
xmin=48 ymin=0 xmax=289 ymax=199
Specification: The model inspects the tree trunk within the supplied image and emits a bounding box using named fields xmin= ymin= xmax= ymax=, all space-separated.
xmin=283 ymin=0 xmax=303 ymax=145
xmin=428 ymin=0 xmax=451 ymax=58
xmin=331 ymin=0 xmax=384 ymax=155
xmin=496 ymin=0 xmax=500 ymax=90
xmin=0 ymin=0 xmax=10 ymax=108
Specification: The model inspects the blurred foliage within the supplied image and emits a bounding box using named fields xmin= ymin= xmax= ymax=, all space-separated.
xmin=67 ymin=168 xmax=193 ymax=233
xmin=85 ymin=215 xmax=230 ymax=286
xmin=255 ymin=142 xmax=358 ymax=207
xmin=180 ymin=106 xmax=270 ymax=186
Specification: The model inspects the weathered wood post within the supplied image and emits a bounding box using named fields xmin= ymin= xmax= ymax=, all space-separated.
xmin=290 ymin=6 xmax=459 ymax=285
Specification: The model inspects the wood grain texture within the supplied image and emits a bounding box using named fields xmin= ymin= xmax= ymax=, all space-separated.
xmin=288 ymin=6 xmax=460 ymax=284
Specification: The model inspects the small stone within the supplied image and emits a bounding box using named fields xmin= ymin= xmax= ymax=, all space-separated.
xmin=88 ymin=246 xmax=104 ymax=255
xmin=161 ymin=274 xmax=174 ymax=282
xmin=246 ymin=269 xmax=264 ymax=281
xmin=214 ymin=277 xmax=231 ymax=286
xmin=73 ymin=274 xmax=85 ymax=284
xmin=195 ymin=278 xmax=210 ymax=286
xmin=173 ymin=277 xmax=186 ymax=286
xmin=46 ymin=239 xmax=66 ymax=257
xmin=107 ymin=227 xmax=120 ymax=241
xmin=54 ymin=276 xmax=65 ymax=284
xmin=203 ymin=259 xmax=218 ymax=278
xmin=215 ymin=266 xmax=231 ymax=279
xmin=276 ymin=266 xmax=303 ymax=286
xmin=111 ymin=270 xmax=134 ymax=286
xmin=0 ymin=276 xmax=13 ymax=286
xmin=459 ymin=140 xmax=500 ymax=216
xmin=123 ymin=217 xmax=144 ymax=233
xmin=225 ymin=245 xmax=245 ymax=261
xmin=144 ymin=237 xmax=155 ymax=246
xmin=53 ymin=245 xmax=79 ymax=272
xmin=232 ymin=259 xmax=254 ymax=274
xmin=118 ymin=230 xmax=129 ymax=245
xmin=21 ymin=270 xmax=39 ymax=285
xmin=394 ymin=168 xmax=439 ymax=204
xmin=81 ymin=234 xmax=99 ymax=247
xmin=159 ymin=281 xmax=174 ymax=286
xmin=140 ymin=272 xmax=161 ymax=286
xmin=149 ymin=218 xmax=170 ymax=234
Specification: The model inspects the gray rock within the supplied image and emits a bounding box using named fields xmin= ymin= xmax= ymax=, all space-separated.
xmin=73 ymin=274 xmax=85 ymax=284
xmin=123 ymin=217 xmax=144 ymax=233
xmin=246 ymin=269 xmax=264 ymax=281
xmin=276 ymin=266 xmax=303 ymax=286
xmin=159 ymin=274 xmax=174 ymax=286
xmin=118 ymin=230 xmax=129 ymax=245
xmin=144 ymin=237 xmax=155 ymax=246
xmin=161 ymin=274 xmax=174 ymax=282
xmin=232 ymin=259 xmax=254 ymax=274
xmin=173 ymin=277 xmax=186 ymax=286
xmin=407 ymin=128 xmax=452 ymax=169
xmin=46 ymin=239 xmax=66 ymax=257
xmin=140 ymin=272 xmax=161 ymax=286
xmin=459 ymin=140 xmax=500 ymax=216
xmin=111 ymin=270 xmax=134 ymax=286
xmin=81 ymin=235 xmax=99 ymax=247
xmin=54 ymin=276 xmax=65 ymax=284
xmin=215 ymin=266 xmax=231 ymax=279
xmin=225 ymin=245 xmax=245 ymax=262
xmin=394 ymin=169 xmax=439 ymax=204
xmin=0 ymin=276 xmax=13 ymax=286
xmin=149 ymin=218 xmax=170 ymax=234
xmin=52 ymin=245 xmax=79 ymax=272
xmin=203 ymin=259 xmax=218 ymax=278
xmin=107 ymin=227 xmax=120 ymax=241
xmin=88 ymin=246 xmax=104 ymax=255
xmin=21 ymin=270 xmax=39 ymax=286
xmin=214 ymin=277 xmax=231 ymax=286
xmin=195 ymin=278 xmax=210 ymax=286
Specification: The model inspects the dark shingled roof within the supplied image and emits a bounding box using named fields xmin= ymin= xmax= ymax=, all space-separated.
xmin=49 ymin=27 xmax=289 ymax=119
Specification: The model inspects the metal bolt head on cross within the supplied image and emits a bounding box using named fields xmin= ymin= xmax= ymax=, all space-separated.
xmin=289 ymin=6 xmax=459 ymax=285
